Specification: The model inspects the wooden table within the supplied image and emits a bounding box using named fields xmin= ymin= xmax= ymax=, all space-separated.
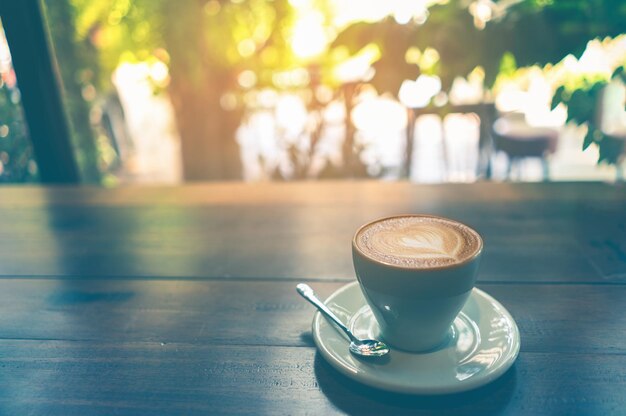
xmin=0 ymin=182 xmax=624 ymax=415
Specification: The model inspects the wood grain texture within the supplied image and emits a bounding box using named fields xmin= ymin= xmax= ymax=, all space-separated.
xmin=0 ymin=341 xmax=623 ymax=416
xmin=0 ymin=182 xmax=625 ymax=282
xmin=0 ymin=182 xmax=625 ymax=415
xmin=0 ymin=280 xmax=624 ymax=355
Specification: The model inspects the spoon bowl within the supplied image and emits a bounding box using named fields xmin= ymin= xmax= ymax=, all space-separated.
xmin=349 ymin=339 xmax=390 ymax=357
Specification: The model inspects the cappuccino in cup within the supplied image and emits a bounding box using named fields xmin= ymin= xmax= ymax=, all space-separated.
xmin=352 ymin=215 xmax=483 ymax=352
xmin=355 ymin=216 xmax=482 ymax=269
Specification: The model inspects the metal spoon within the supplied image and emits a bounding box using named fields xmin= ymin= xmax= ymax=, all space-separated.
xmin=296 ymin=283 xmax=389 ymax=358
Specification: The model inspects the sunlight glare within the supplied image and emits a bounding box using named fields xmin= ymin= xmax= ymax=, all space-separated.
xmin=449 ymin=75 xmax=484 ymax=105
xmin=578 ymin=41 xmax=613 ymax=76
xmin=332 ymin=0 xmax=438 ymax=28
xmin=399 ymin=75 xmax=441 ymax=108
xmin=391 ymin=0 xmax=428 ymax=25
xmin=291 ymin=13 xmax=328 ymax=59
xmin=334 ymin=44 xmax=380 ymax=83
xmin=352 ymin=96 xmax=407 ymax=132
xmin=275 ymin=95 xmax=308 ymax=134
xmin=469 ymin=0 xmax=494 ymax=30
xmin=332 ymin=0 xmax=388 ymax=27
xmin=288 ymin=0 xmax=312 ymax=6
xmin=149 ymin=61 xmax=169 ymax=86
xmin=238 ymin=70 xmax=257 ymax=89
xmin=237 ymin=39 xmax=256 ymax=58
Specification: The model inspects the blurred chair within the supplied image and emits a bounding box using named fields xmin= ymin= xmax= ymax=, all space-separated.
xmin=492 ymin=112 xmax=559 ymax=181
xmin=410 ymin=102 xmax=496 ymax=180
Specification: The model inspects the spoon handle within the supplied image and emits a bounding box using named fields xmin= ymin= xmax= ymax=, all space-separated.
xmin=296 ymin=283 xmax=355 ymax=341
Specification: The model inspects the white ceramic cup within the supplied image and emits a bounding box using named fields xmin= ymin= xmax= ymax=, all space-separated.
xmin=352 ymin=215 xmax=483 ymax=352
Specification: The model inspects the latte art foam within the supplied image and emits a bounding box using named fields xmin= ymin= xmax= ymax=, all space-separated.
xmin=355 ymin=216 xmax=481 ymax=268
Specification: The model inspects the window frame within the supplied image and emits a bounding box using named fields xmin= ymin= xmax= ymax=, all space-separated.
xmin=0 ymin=0 xmax=79 ymax=183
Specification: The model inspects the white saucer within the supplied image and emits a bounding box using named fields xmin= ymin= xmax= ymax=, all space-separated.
xmin=312 ymin=281 xmax=520 ymax=395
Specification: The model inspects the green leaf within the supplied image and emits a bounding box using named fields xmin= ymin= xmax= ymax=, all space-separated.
xmin=582 ymin=127 xmax=595 ymax=151
xmin=597 ymin=135 xmax=626 ymax=165
xmin=499 ymin=52 xmax=517 ymax=77
xmin=611 ymin=66 xmax=624 ymax=80
xmin=567 ymin=89 xmax=595 ymax=124
xmin=551 ymin=85 xmax=565 ymax=110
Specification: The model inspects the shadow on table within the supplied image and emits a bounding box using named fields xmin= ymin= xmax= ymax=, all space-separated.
xmin=299 ymin=331 xmax=316 ymax=346
xmin=313 ymin=352 xmax=517 ymax=415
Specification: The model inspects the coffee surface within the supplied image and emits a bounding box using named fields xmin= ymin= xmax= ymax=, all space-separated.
xmin=355 ymin=216 xmax=481 ymax=268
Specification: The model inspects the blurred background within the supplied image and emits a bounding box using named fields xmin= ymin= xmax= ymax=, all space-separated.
xmin=1 ymin=0 xmax=625 ymax=185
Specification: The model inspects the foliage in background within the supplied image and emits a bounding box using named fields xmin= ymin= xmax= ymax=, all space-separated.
xmin=45 ymin=0 xmax=626 ymax=180
xmin=0 ymin=81 xmax=38 ymax=183
xmin=332 ymin=0 xmax=626 ymax=92
xmin=61 ymin=0 xmax=308 ymax=180
xmin=552 ymin=67 xmax=626 ymax=164
xmin=332 ymin=0 xmax=626 ymax=164
xmin=0 ymin=20 xmax=37 ymax=183
xmin=5 ymin=0 xmax=626 ymax=183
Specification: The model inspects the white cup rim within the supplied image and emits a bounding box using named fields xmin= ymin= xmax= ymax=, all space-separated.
xmin=352 ymin=214 xmax=484 ymax=272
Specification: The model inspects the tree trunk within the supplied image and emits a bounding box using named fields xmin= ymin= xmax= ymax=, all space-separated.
xmin=167 ymin=73 xmax=242 ymax=181
xmin=162 ymin=1 xmax=242 ymax=181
